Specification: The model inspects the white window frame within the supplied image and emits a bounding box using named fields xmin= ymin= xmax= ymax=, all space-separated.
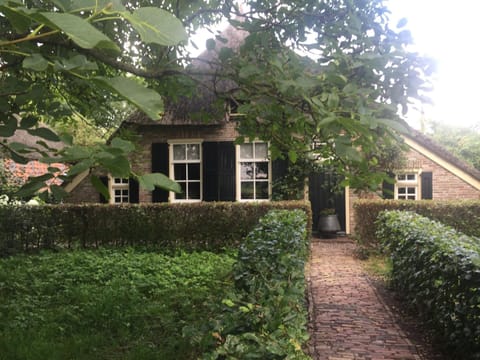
xmin=109 ymin=176 xmax=129 ymax=204
xmin=168 ymin=139 xmax=203 ymax=202
xmin=395 ymin=171 xmax=421 ymax=200
xmin=236 ymin=141 xmax=271 ymax=201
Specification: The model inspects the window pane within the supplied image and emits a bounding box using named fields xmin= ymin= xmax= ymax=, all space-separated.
xmin=174 ymin=164 xmax=186 ymax=180
xmin=173 ymin=144 xmax=186 ymax=160
xmin=407 ymin=174 xmax=416 ymax=181
xmin=241 ymin=162 xmax=254 ymax=180
xmin=256 ymin=181 xmax=269 ymax=199
xmin=241 ymin=182 xmax=254 ymax=199
xmin=255 ymin=162 xmax=269 ymax=179
xmin=255 ymin=143 xmax=268 ymax=159
xmin=188 ymin=182 xmax=201 ymax=199
xmin=398 ymin=187 xmax=406 ymax=194
xmin=407 ymin=195 xmax=415 ymax=200
xmin=397 ymin=174 xmax=406 ymax=181
xmin=407 ymin=187 xmax=416 ymax=194
xmin=187 ymin=144 xmax=200 ymax=160
xmin=176 ymin=182 xmax=186 ymax=200
xmin=240 ymin=144 xmax=253 ymax=159
xmin=188 ymin=163 xmax=200 ymax=180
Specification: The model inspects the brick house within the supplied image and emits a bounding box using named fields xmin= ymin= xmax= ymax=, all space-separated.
xmin=64 ymin=25 xmax=480 ymax=234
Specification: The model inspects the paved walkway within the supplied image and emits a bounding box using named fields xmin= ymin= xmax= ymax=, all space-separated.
xmin=307 ymin=238 xmax=422 ymax=360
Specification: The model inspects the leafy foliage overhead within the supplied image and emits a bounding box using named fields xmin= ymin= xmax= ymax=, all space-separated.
xmin=0 ymin=0 xmax=434 ymax=199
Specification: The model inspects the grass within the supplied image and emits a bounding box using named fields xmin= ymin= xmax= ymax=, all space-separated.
xmin=361 ymin=253 xmax=392 ymax=282
xmin=0 ymin=248 xmax=236 ymax=360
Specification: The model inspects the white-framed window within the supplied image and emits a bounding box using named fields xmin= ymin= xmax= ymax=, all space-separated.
xmin=395 ymin=172 xmax=420 ymax=200
xmin=236 ymin=142 xmax=271 ymax=201
xmin=169 ymin=140 xmax=202 ymax=202
xmin=110 ymin=177 xmax=129 ymax=204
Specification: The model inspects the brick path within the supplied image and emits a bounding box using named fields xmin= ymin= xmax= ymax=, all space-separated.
xmin=307 ymin=238 xmax=422 ymax=360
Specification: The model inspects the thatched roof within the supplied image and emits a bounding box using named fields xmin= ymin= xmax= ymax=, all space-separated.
xmin=1 ymin=126 xmax=64 ymax=160
xmin=126 ymin=24 xmax=248 ymax=126
xmin=406 ymin=128 xmax=480 ymax=181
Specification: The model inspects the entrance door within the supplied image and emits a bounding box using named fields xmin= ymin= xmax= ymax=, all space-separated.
xmin=309 ymin=171 xmax=346 ymax=233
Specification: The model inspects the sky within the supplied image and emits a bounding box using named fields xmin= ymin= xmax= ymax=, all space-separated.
xmin=385 ymin=0 xmax=480 ymax=130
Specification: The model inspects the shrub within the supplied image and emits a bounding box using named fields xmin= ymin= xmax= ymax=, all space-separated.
xmin=0 ymin=201 xmax=311 ymax=257
xmin=205 ymin=209 xmax=311 ymax=359
xmin=354 ymin=199 xmax=480 ymax=248
xmin=376 ymin=210 xmax=480 ymax=359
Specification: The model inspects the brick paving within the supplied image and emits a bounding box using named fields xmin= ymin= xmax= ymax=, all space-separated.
xmin=307 ymin=237 xmax=422 ymax=360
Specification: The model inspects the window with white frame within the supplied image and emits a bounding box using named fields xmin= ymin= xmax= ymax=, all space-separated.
xmin=110 ymin=177 xmax=129 ymax=204
xmin=170 ymin=142 xmax=202 ymax=201
xmin=237 ymin=142 xmax=270 ymax=200
xmin=395 ymin=172 xmax=419 ymax=200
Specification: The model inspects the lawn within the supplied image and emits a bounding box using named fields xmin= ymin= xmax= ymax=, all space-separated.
xmin=0 ymin=249 xmax=236 ymax=360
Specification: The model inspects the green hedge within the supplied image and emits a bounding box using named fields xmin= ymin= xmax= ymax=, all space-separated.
xmin=353 ymin=199 xmax=480 ymax=248
xmin=205 ymin=209 xmax=311 ymax=359
xmin=0 ymin=201 xmax=311 ymax=257
xmin=376 ymin=210 xmax=480 ymax=358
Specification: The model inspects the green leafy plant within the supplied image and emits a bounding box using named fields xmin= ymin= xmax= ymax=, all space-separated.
xmin=206 ymin=210 xmax=311 ymax=359
xmin=376 ymin=210 xmax=480 ymax=358
xmin=0 ymin=201 xmax=311 ymax=257
xmin=0 ymin=249 xmax=235 ymax=359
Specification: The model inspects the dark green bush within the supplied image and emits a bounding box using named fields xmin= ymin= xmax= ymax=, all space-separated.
xmin=354 ymin=199 xmax=480 ymax=248
xmin=205 ymin=209 xmax=310 ymax=359
xmin=0 ymin=201 xmax=311 ymax=257
xmin=376 ymin=210 xmax=480 ymax=359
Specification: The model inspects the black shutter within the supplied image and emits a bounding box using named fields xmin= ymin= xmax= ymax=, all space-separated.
xmin=151 ymin=143 xmax=169 ymax=202
xmin=203 ymin=142 xmax=219 ymax=201
xmin=99 ymin=176 xmax=109 ymax=203
xmin=421 ymin=172 xmax=433 ymax=200
xmin=203 ymin=142 xmax=236 ymax=201
xmin=382 ymin=172 xmax=395 ymax=199
xmin=129 ymin=178 xmax=139 ymax=203
xmin=272 ymin=158 xmax=288 ymax=183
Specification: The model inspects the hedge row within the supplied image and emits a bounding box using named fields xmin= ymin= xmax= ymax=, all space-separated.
xmin=0 ymin=201 xmax=311 ymax=257
xmin=353 ymin=199 xmax=480 ymax=248
xmin=376 ymin=211 xmax=480 ymax=359
xmin=205 ymin=209 xmax=311 ymax=359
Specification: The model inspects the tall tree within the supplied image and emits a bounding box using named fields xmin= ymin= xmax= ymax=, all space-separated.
xmin=0 ymin=0 xmax=434 ymax=199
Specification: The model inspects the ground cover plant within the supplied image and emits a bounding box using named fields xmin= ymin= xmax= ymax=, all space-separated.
xmin=376 ymin=210 xmax=480 ymax=359
xmin=0 ymin=249 xmax=236 ymax=359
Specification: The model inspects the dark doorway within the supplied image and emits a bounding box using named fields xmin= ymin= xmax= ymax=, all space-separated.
xmin=309 ymin=171 xmax=346 ymax=233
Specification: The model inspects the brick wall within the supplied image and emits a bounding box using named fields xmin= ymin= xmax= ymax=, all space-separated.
xmin=348 ymin=146 xmax=480 ymax=235
xmin=66 ymin=122 xmax=240 ymax=203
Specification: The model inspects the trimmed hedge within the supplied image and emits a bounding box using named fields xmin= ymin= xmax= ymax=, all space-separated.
xmin=205 ymin=209 xmax=311 ymax=359
xmin=376 ymin=210 xmax=480 ymax=358
xmin=0 ymin=201 xmax=311 ymax=257
xmin=354 ymin=199 xmax=480 ymax=248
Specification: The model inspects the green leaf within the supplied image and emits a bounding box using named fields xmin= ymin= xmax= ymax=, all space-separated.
xmin=137 ymin=173 xmax=181 ymax=193
xmin=288 ymin=150 xmax=298 ymax=164
xmin=37 ymin=12 xmax=119 ymax=51
xmin=0 ymin=5 xmax=32 ymax=33
xmin=122 ymin=7 xmax=187 ymax=46
xmin=19 ymin=115 xmax=38 ymax=129
xmin=93 ymin=76 xmax=163 ymax=120
xmin=0 ymin=116 xmax=17 ymax=137
xmin=110 ymin=137 xmax=135 ymax=153
xmin=91 ymin=175 xmax=109 ymax=201
xmin=27 ymin=127 xmax=60 ymax=142
xmin=67 ymin=159 xmax=94 ymax=176
xmin=8 ymin=149 xmax=29 ymax=164
xmin=16 ymin=174 xmax=54 ymax=198
xmin=98 ymin=155 xmax=130 ymax=178
xmin=53 ymin=54 xmax=98 ymax=71
xmin=23 ymin=54 xmax=49 ymax=71
xmin=49 ymin=184 xmax=69 ymax=201
xmin=206 ymin=38 xmax=216 ymax=51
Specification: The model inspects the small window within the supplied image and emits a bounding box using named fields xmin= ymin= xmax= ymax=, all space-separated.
xmin=110 ymin=177 xmax=129 ymax=204
xmin=170 ymin=142 xmax=202 ymax=201
xmin=395 ymin=172 xmax=419 ymax=200
xmin=236 ymin=142 xmax=270 ymax=201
